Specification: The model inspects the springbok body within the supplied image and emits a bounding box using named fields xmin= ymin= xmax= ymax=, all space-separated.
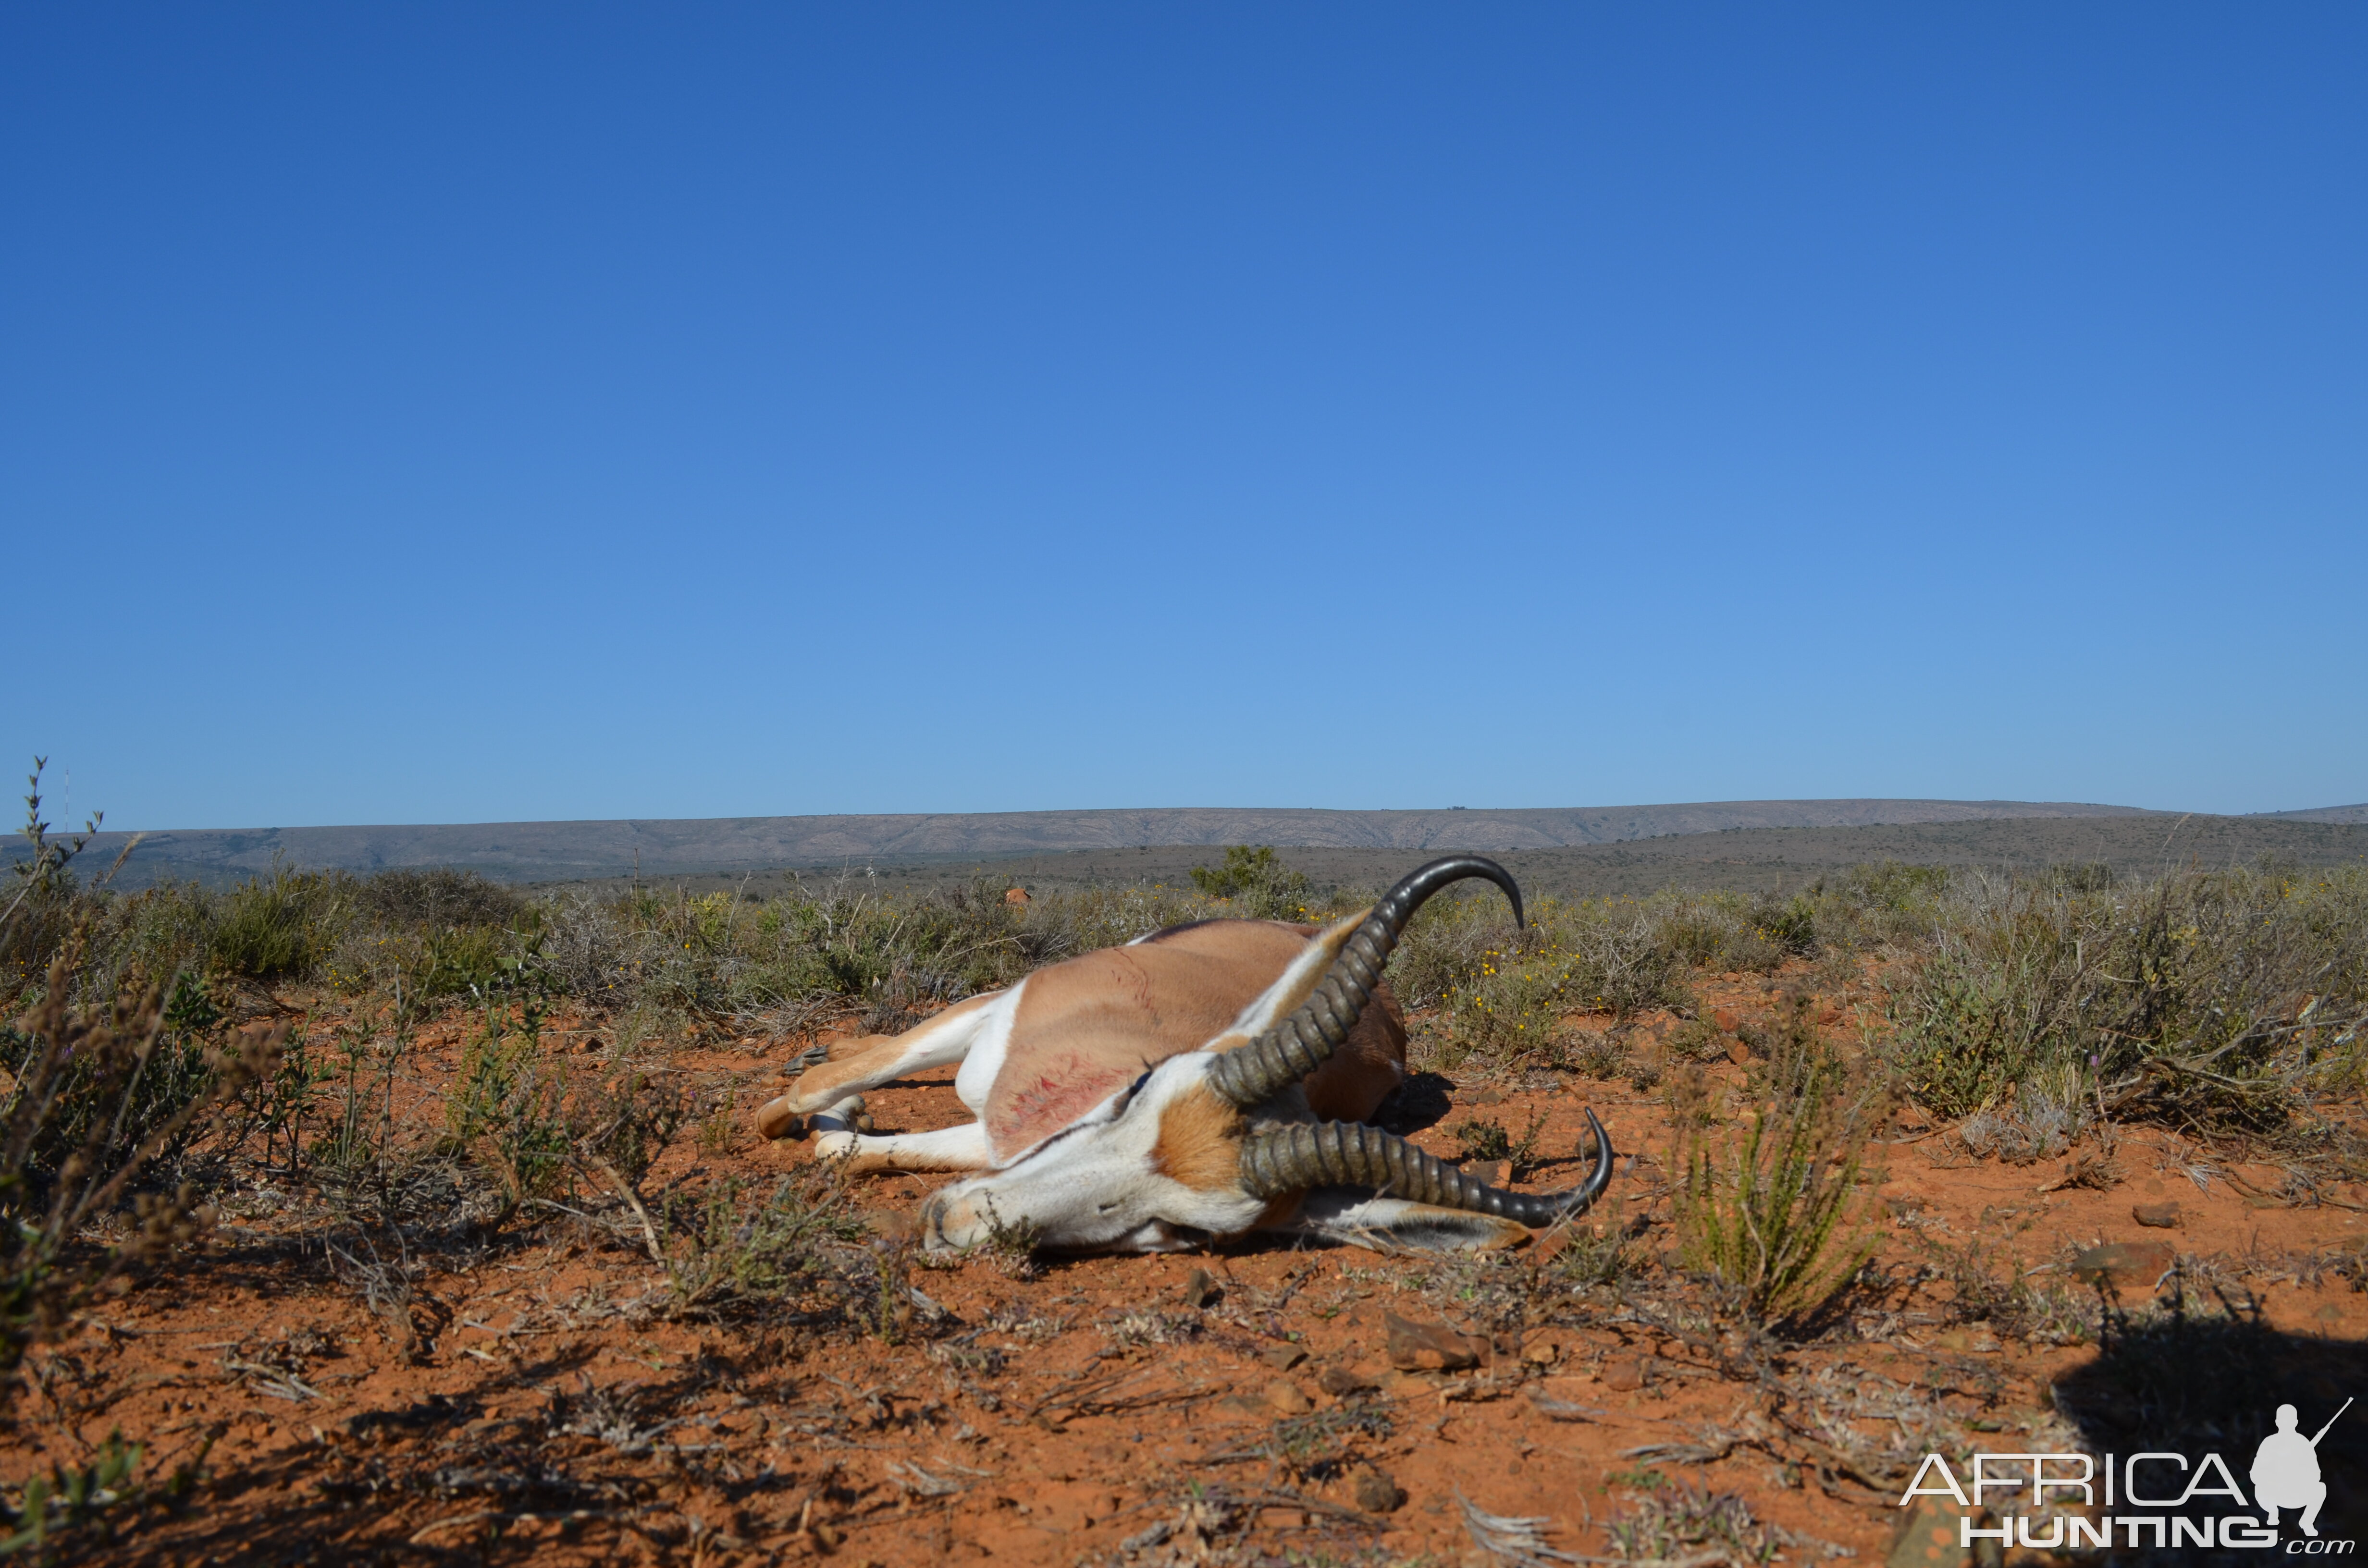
xmin=751 ymin=857 xmax=1613 ymax=1255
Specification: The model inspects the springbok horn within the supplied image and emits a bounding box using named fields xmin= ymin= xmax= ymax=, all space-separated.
xmin=1205 ymin=855 xmax=1524 ymax=1110
xmin=1238 ymin=1107 xmax=1616 ymax=1226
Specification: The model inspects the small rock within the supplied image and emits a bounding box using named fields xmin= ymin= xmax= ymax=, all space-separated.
xmin=1265 ymin=1381 xmax=1313 ymax=1415
xmin=2068 ymin=1239 xmax=2177 ymax=1287
xmin=1887 ymin=1496 xmax=1977 ymax=1568
xmin=1463 ymin=1086 xmax=1504 ymax=1106
xmin=1725 ymin=1039 xmax=1751 ymax=1066
xmin=2132 ymin=1201 xmax=2182 ymax=1228
xmin=1180 ymin=1267 xmax=1220 ymax=1309
xmin=1316 ymin=1364 xmax=1375 ymax=1397
xmin=1601 ymin=1358 xmax=1646 ymax=1392
xmin=1262 ymin=1344 xmax=1308 ymax=1371
xmin=1531 ymin=1377 xmax=1606 ymax=1415
xmin=1523 ymin=1340 xmax=1558 ymax=1365
xmin=1350 ymin=1465 xmax=1406 ymax=1513
xmin=1465 ymin=1159 xmax=1506 ymax=1186
xmin=1384 ymin=1311 xmax=1483 ymax=1372
xmin=1713 ymin=1008 xmax=1741 ymax=1032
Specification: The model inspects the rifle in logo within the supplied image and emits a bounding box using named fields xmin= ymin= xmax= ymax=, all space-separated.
xmin=2254 ymin=1397 xmax=2350 ymax=1538
xmin=1899 ymin=1399 xmax=2356 ymax=1551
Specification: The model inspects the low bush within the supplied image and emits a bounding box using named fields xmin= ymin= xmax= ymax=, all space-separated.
xmin=357 ymin=867 xmax=524 ymax=928
xmin=1674 ymin=1035 xmax=1883 ymax=1323
xmin=1187 ymin=845 xmax=1315 ymax=922
xmin=661 ymin=1170 xmax=869 ymax=1317
xmin=1880 ymin=866 xmax=2368 ymax=1136
xmin=0 ymin=950 xmax=279 ymax=1378
xmin=1392 ymin=894 xmax=1692 ymax=1070
xmin=208 ymin=866 xmax=354 ymax=981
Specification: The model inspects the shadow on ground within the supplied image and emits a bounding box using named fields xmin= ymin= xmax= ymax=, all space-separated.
xmin=2051 ymin=1279 xmax=2368 ymax=1551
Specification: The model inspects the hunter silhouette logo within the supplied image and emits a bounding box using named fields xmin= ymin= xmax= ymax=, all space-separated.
xmin=1899 ymin=1398 xmax=2354 ymax=1553
xmin=2255 ymin=1399 xmax=2349 ymax=1538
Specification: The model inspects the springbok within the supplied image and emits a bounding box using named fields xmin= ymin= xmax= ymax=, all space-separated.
xmin=750 ymin=857 xmax=1614 ymax=1254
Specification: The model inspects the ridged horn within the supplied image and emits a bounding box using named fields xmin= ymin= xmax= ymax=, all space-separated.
xmin=1205 ymin=855 xmax=1523 ymax=1110
xmin=1237 ymin=1107 xmax=1615 ymax=1226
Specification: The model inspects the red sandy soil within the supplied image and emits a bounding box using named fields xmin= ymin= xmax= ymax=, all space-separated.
xmin=10 ymin=966 xmax=2366 ymax=1566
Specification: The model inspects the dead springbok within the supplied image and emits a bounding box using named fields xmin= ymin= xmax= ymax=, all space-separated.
xmin=750 ymin=856 xmax=1613 ymax=1254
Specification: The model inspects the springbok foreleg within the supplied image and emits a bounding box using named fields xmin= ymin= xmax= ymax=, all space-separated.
xmin=753 ymin=988 xmax=1008 ymax=1139
xmin=810 ymin=1115 xmax=994 ymax=1175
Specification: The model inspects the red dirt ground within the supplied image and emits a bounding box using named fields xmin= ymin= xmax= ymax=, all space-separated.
xmin=11 ymin=966 xmax=2366 ymax=1566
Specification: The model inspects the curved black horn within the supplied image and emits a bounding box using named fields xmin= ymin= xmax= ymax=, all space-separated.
xmin=1205 ymin=855 xmax=1523 ymax=1110
xmin=1237 ymin=1107 xmax=1615 ymax=1227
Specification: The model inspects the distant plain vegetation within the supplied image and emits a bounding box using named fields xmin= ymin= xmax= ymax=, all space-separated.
xmin=531 ymin=810 xmax=2368 ymax=905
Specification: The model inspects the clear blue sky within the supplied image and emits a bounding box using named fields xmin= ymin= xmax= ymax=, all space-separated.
xmin=5 ymin=5 xmax=2362 ymax=830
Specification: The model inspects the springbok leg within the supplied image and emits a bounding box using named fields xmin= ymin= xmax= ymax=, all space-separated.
xmin=753 ymin=988 xmax=1010 ymax=1139
xmin=812 ymin=1117 xmax=995 ymax=1175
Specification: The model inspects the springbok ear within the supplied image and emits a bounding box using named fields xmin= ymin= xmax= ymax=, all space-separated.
xmin=1282 ymin=1191 xmax=1531 ymax=1253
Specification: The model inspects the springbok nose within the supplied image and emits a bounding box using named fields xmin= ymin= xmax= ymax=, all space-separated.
xmin=918 ymin=1192 xmax=959 ymax=1250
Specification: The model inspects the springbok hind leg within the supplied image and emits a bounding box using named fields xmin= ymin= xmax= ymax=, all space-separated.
xmin=752 ymin=989 xmax=1008 ymax=1140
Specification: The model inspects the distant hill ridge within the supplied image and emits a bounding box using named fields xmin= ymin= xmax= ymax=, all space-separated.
xmin=2260 ymin=803 xmax=2368 ymax=825
xmin=6 ymin=798 xmax=2168 ymax=885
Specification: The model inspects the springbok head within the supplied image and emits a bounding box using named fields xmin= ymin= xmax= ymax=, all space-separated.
xmin=919 ymin=857 xmax=1615 ymax=1254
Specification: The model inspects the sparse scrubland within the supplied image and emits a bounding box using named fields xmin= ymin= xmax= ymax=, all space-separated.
xmin=5 ymin=760 xmax=2367 ymax=1564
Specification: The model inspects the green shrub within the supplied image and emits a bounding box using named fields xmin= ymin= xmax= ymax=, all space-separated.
xmin=0 ymin=1428 xmax=178 ymax=1559
xmin=1450 ymin=1109 xmax=1549 ymax=1179
xmin=1675 ymin=1045 xmax=1881 ymax=1322
xmin=1649 ymin=891 xmax=1786 ymax=974
xmin=209 ymin=867 xmax=352 ymax=981
xmin=357 ymin=867 xmax=523 ymax=928
xmin=1880 ymin=866 xmax=2368 ymax=1134
xmin=1394 ymin=894 xmax=1692 ymax=1068
xmin=444 ymin=996 xmax=572 ymax=1209
xmin=0 ymin=952 xmax=277 ymax=1377
xmin=1188 ymin=845 xmax=1315 ymax=922
xmin=661 ymin=1171 xmax=868 ymax=1316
